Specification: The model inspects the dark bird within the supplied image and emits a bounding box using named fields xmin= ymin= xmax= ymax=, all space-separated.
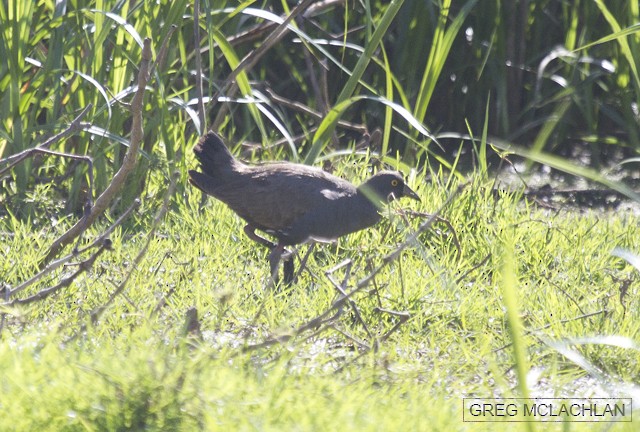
xmin=188 ymin=132 xmax=420 ymax=282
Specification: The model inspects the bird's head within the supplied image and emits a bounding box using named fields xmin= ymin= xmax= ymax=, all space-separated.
xmin=358 ymin=171 xmax=420 ymax=204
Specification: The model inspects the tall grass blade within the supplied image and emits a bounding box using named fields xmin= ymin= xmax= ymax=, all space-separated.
xmin=500 ymin=242 xmax=535 ymax=432
xmin=305 ymin=95 xmax=439 ymax=165
xmin=413 ymin=0 xmax=477 ymax=124
xmin=381 ymin=44 xmax=393 ymax=157
xmin=476 ymin=136 xmax=640 ymax=202
xmin=612 ymin=248 xmax=640 ymax=273
xmin=303 ymin=0 xmax=404 ymax=165
xmin=209 ymin=26 xmax=266 ymax=138
xmin=0 ymin=0 xmax=35 ymax=196
xmin=592 ymin=1 xmax=640 ymax=91
xmin=335 ymin=0 xmax=404 ymax=105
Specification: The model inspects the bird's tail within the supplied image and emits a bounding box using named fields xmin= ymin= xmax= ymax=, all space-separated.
xmin=192 ymin=132 xmax=236 ymax=178
xmin=189 ymin=132 xmax=237 ymax=194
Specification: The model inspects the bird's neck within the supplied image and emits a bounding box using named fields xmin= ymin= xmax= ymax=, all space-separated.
xmin=357 ymin=184 xmax=387 ymax=209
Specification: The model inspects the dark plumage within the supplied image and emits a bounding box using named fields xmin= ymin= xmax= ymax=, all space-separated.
xmin=189 ymin=132 xmax=420 ymax=282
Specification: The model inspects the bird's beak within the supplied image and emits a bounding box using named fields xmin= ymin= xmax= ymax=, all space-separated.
xmin=403 ymin=184 xmax=420 ymax=201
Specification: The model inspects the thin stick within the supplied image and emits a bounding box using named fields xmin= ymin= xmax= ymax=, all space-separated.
xmin=404 ymin=210 xmax=462 ymax=261
xmin=325 ymin=259 xmax=373 ymax=340
xmin=86 ymin=171 xmax=179 ymax=326
xmin=3 ymin=240 xmax=111 ymax=307
xmin=243 ymin=184 xmax=467 ymax=353
xmin=5 ymin=198 xmax=139 ymax=298
xmin=0 ymin=104 xmax=93 ymax=177
xmin=292 ymin=243 xmax=315 ymax=282
xmin=42 ymin=38 xmax=153 ymax=265
xmin=374 ymin=307 xmax=410 ymax=343
xmin=455 ymin=253 xmax=491 ymax=284
xmin=193 ymin=0 xmax=206 ymax=131
xmin=492 ymin=309 xmax=609 ymax=353
xmin=212 ymin=0 xmax=316 ymax=130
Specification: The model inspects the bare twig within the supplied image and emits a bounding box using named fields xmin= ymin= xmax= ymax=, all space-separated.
xmin=404 ymin=210 xmax=462 ymax=261
xmin=42 ymin=38 xmax=153 ymax=265
xmin=325 ymin=259 xmax=373 ymax=340
xmin=373 ymin=307 xmax=410 ymax=343
xmin=153 ymin=25 xmax=178 ymax=73
xmin=151 ymin=285 xmax=176 ymax=318
xmin=292 ymin=243 xmax=316 ymax=282
xmin=265 ymin=88 xmax=367 ymax=134
xmin=242 ymin=183 xmax=467 ymax=354
xmin=3 ymin=239 xmax=111 ymax=307
xmin=333 ymin=350 xmax=371 ymax=374
xmin=0 ymin=104 xmax=93 ymax=178
xmin=302 ymin=45 xmax=326 ymax=116
xmin=455 ymin=253 xmax=491 ymax=284
xmin=193 ymin=0 xmax=206 ymax=132
xmin=212 ymin=0 xmax=316 ymax=130
xmin=150 ymin=253 xmax=194 ymax=317
xmin=543 ymin=273 xmax=587 ymax=316
xmin=5 ymin=198 xmax=140 ymax=299
xmin=242 ymin=308 xmax=341 ymax=352
xmin=331 ymin=308 xmax=410 ymax=374
xmin=86 ymin=171 xmax=179 ymax=327
xmin=327 ymin=324 xmax=371 ymax=350
xmin=492 ymin=309 xmax=610 ymax=353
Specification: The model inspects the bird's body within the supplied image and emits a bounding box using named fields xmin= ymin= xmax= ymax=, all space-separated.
xmin=190 ymin=161 xmax=388 ymax=245
xmin=188 ymin=132 xmax=419 ymax=282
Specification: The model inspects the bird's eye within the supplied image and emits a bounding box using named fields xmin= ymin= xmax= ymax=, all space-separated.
xmin=391 ymin=179 xmax=399 ymax=187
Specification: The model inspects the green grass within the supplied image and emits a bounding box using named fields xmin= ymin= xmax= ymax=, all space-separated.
xmin=1 ymin=166 xmax=639 ymax=430
xmin=2 ymin=1 xmax=640 ymax=430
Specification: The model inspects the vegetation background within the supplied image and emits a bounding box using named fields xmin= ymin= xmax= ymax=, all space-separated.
xmin=1 ymin=0 xmax=640 ymax=430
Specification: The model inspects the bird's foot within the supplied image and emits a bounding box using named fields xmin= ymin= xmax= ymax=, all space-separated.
xmin=267 ymin=244 xmax=296 ymax=287
xmin=268 ymin=244 xmax=284 ymax=285
xmin=283 ymin=254 xmax=295 ymax=285
xmin=293 ymin=243 xmax=314 ymax=282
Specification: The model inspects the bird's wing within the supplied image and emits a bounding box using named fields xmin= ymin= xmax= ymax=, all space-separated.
xmin=205 ymin=164 xmax=356 ymax=234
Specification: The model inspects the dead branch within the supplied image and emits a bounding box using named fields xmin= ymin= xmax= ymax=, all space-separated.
xmin=3 ymin=239 xmax=111 ymax=307
xmin=85 ymin=170 xmax=179 ymax=328
xmin=5 ymin=198 xmax=139 ymax=299
xmin=242 ymin=183 xmax=468 ymax=353
xmin=212 ymin=0 xmax=316 ymax=130
xmin=42 ymin=38 xmax=153 ymax=265
xmin=0 ymin=104 xmax=93 ymax=178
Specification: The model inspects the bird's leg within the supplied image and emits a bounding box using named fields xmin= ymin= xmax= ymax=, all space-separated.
xmin=268 ymin=243 xmax=285 ymax=283
xmin=268 ymin=245 xmax=297 ymax=286
xmin=292 ymin=243 xmax=315 ymax=282
xmin=244 ymin=225 xmax=276 ymax=249
xmin=246 ymin=226 xmax=295 ymax=286
xmin=282 ymin=250 xmax=295 ymax=285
